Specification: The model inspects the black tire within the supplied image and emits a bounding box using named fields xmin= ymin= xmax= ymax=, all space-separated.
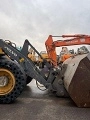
xmin=0 ymin=58 xmax=26 ymax=103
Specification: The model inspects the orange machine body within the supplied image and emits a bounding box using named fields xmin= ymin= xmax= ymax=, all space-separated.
xmin=45 ymin=34 xmax=90 ymax=66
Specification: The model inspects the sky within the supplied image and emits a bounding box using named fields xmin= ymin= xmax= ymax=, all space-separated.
xmin=0 ymin=0 xmax=90 ymax=54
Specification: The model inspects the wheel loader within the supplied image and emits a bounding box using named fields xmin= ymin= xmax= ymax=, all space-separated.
xmin=37 ymin=51 xmax=50 ymax=68
xmin=28 ymin=48 xmax=37 ymax=65
xmin=0 ymin=34 xmax=90 ymax=107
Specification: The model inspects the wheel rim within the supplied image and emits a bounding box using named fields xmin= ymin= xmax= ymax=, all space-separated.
xmin=0 ymin=68 xmax=15 ymax=95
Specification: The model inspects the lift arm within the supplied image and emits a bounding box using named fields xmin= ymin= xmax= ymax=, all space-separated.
xmin=0 ymin=39 xmax=55 ymax=88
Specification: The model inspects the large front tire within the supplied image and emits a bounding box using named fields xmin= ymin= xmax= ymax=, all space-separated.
xmin=0 ymin=58 xmax=26 ymax=103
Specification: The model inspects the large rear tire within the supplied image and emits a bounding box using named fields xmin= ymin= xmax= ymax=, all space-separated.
xmin=0 ymin=57 xmax=26 ymax=103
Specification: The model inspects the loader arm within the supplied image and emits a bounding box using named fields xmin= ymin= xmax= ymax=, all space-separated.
xmin=0 ymin=39 xmax=56 ymax=88
xmin=45 ymin=34 xmax=90 ymax=66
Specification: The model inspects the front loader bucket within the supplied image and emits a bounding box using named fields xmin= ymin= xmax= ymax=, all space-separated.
xmin=63 ymin=53 xmax=90 ymax=107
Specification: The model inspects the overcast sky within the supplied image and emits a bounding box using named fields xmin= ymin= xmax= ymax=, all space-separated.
xmin=0 ymin=0 xmax=90 ymax=53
